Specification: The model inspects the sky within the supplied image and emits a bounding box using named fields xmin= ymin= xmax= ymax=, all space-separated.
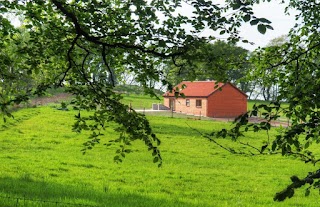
xmin=237 ymin=1 xmax=296 ymax=51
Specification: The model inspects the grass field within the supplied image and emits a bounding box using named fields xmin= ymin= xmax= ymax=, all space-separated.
xmin=0 ymin=103 xmax=319 ymax=206
xmin=121 ymin=94 xmax=162 ymax=109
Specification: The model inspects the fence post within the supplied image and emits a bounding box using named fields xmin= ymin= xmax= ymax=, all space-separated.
xmin=171 ymin=107 xmax=173 ymax=118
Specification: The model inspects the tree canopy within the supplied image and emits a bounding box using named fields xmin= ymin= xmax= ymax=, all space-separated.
xmin=165 ymin=40 xmax=251 ymax=93
xmin=1 ymin=0 xmax=320 ymax=201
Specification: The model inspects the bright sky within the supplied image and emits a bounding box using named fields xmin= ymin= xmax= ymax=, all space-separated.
xmin=237 ymin=1 xmax=296 ymax=51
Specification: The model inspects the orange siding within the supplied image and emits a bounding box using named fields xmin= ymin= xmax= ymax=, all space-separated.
xmin=174 ymin=97 xmax=207 ymax=117
xmin=207 ymin=84 xmax=247 ymax=117
xmin=163 ymin=97 xmax=170 ymax=108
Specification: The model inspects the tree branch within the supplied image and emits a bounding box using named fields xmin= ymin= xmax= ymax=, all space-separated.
xmin=274 ymin=169 xmax=320 ymax=201
xmin=268 ymin=41 xmax=320 ymax=70
xmin=51 ymin=0 xmax=186 ymax=58
xmin=102 ymin=46 xmax=115 ymax=87
xmin=56 ymin=34 xmax=80 ymax=86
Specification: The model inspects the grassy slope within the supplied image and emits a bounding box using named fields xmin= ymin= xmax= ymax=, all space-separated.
xmin=0 ymin=105 xmax=319 ymax=206
xmin=121 ymin=94 xmax=163 ymax=109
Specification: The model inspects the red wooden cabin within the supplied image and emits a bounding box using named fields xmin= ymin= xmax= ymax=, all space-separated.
xmin=163 ymin=81 xmax=247 ymax=118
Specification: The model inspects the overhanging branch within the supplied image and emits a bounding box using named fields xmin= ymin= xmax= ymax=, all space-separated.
xmin=102 ymin=46 xmax=115 ymax=87
xmin=51 ymin=0 xmax=186 ymax=58
xmin=56 ymin=34 xmax=80 ymax=86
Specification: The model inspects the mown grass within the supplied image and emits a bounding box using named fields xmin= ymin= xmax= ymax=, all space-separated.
xmin=0 ymin=105 xmax=319 ymax=206
xmin=121 ymin=94 xmax=163 ymax=109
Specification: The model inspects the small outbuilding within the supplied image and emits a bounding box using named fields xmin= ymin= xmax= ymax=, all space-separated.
xmin=163 ymin=81 xmax=247 ymax=118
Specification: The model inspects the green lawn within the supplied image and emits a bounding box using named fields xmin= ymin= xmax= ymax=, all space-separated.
xmin=0 ymin=105 xmax=319 ymax=206
xmin=121 ymin=94 xmax=163 ymax=109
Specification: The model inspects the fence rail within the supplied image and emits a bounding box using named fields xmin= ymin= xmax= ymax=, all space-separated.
xmin=0 ymin=195 xmax=99 ymax=207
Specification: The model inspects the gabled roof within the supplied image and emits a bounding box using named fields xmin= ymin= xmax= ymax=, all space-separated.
xmin=163 ymin=81 xmax=247 ymax=97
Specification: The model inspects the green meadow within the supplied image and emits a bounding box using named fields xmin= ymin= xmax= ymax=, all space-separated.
xmin=121 ymin=94 xmax=162 ymax=109
xmin=0 ymin=95 xmax=318 ymax=206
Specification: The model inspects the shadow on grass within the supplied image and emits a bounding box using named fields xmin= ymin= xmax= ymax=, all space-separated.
xmin=0 ymin=176 xmax=200 ymax=207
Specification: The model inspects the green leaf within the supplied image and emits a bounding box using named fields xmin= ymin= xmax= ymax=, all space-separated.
xmin=25 ymin=24 xmax=33 ymax=29
xmin=153 ymin=157 xmax=159 ymax=163
xmin=251 ymin=110 xmax=257 ymax=116
xmin=305 ymin=187 xmax=311 ymax=197
xmin=232 ymin=1 xmax=242 ymax=10
xmin=265 ymin=25 xmax=274 ymax=30
xmin=305 ymin=142 xmax=310 ymax=149
xmin=257 ymin=24 xmax=266 ymax=34
xmin=259 ymin=18 xmax=272 ymax=24
xmin=152 ymin=150 xmax=157 ymax=156
xmin=250 ymin=19 xmax=259 ymax=25
xmin=261 ymin=144 xmax=268 ymax=153
xmin=272 ymin=142 xmax=277 ymax=151
xmin=243 ymin=15 xmax=251 ymax=22
xmin=114 ymin=155 xmax=120 ymax=161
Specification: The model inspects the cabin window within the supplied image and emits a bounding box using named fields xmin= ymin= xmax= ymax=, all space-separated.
xmin=186 ymin=99 xmax=190 ymax=107
xmin=196 ymin=99 xmax=202 ymax=108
